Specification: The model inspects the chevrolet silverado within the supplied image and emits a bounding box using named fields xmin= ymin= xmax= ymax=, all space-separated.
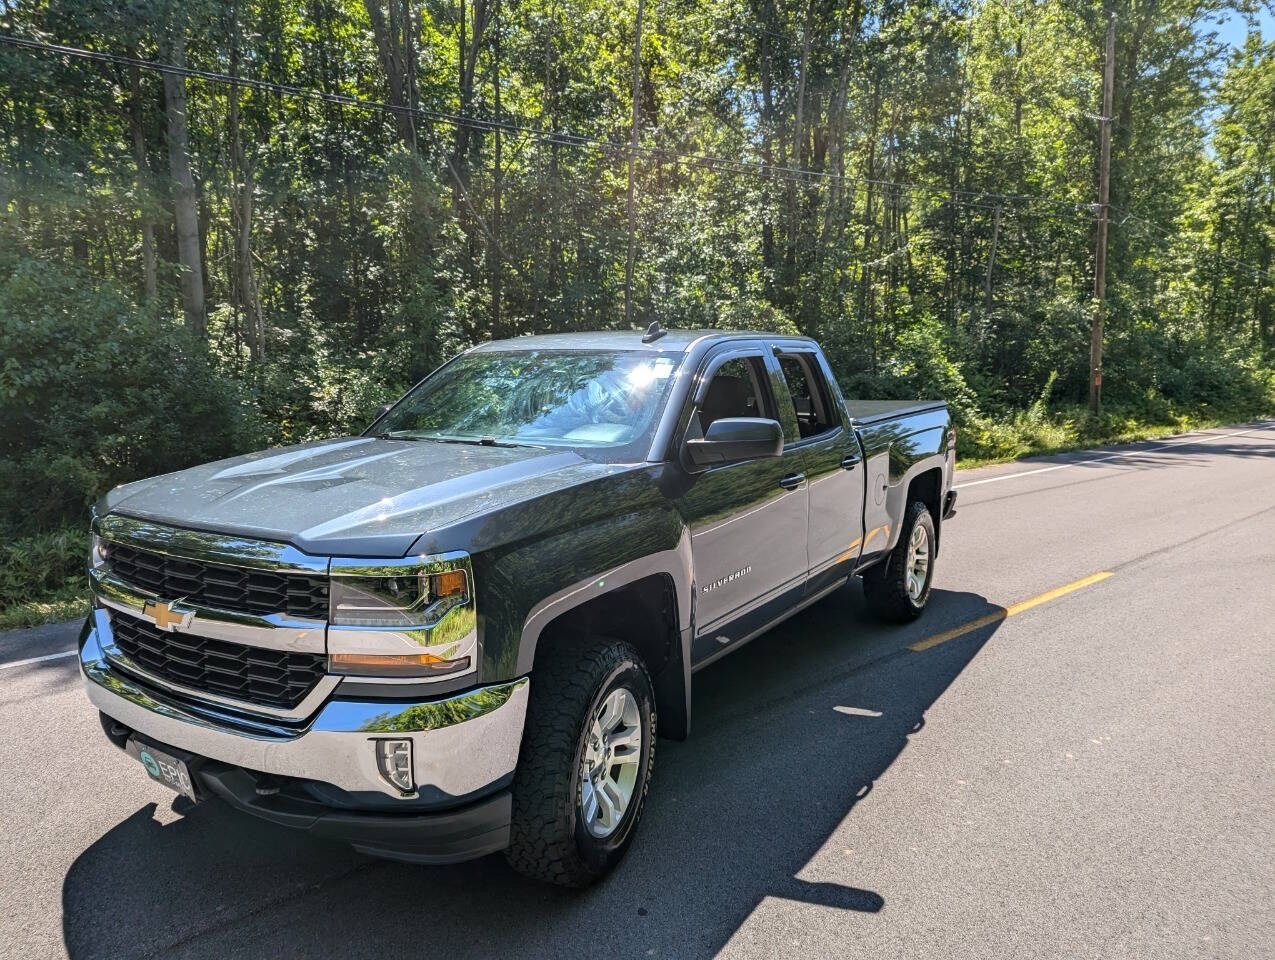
xmin=81 ymin=326 xmax=956 ymax=885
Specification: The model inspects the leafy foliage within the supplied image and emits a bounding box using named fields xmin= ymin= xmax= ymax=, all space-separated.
xmin=0 ymin=0 xmax=1272 ymax=551
xmin=0 ymin=526 xmax=88 ymax=628
xmin=0 ymin=251 xmax=263 ymax=536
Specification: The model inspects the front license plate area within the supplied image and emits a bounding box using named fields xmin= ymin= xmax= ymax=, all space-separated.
xmin=126 ymin=737 xmax=200 ymax=801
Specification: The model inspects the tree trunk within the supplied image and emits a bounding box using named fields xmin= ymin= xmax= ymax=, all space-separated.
xmin=623 ymin=0 xmax=645 ymax=327
xmin=127 ymin=62 xmax=158 ymax=302
xmin=759 ymin=25 xmax=775 ymax=281
xmin=1014 ymin=35 xmax=1023 ymax=138
xmin=229 ymin=9 xmax=264 ymax=361
xmin=448 ymin=0 xmax=492 ymax=197
xmin=364 ymin=0 xmax=414 ymax=147
xmin=490 ymin=0 xmax=503 ymax=337
xmin=365 ymin=0 xmax=436 ymax=245
xmin=984 ymin=205 xmax=1001 ymax=312
xmin=785 ymin=0 xmax=815 ymax=271
xmin=857 ymin=76 xmax=881 ymax=334
xmin=817 ymin=0 xmax=863 ymax=269
xmin=161 ymin=25 xmax=206 ymax=338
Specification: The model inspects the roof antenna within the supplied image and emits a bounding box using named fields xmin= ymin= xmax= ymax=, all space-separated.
xmin=642 ymin=320 xmax=667 ymax=344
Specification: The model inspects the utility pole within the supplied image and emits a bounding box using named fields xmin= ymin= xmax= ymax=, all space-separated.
xmin=1090 ymin=10 xmax=1116 ymax=416
xmin=984 ymin=204 xmax=1001 ymax=313
xmin=623 ymin=0 xmax=645 ymax=327
xmin=491 ymin=0 xmax=503 ymax=337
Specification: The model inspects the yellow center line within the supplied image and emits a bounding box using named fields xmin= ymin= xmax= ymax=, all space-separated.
xmin=909 ymin=571 xmax=1114 ymax=652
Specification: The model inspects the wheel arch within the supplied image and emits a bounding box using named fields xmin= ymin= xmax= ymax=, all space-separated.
xmin=905 ymin=465 xmax=944 ymax=552
xmin=517 ymin=541 xmax=694 ymax=740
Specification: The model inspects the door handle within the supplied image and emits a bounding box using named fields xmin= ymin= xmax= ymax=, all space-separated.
xmin=841 ymin=455 xmax=861 ymax=470
xmin=778 ymin=473 xmax=806 ymax=490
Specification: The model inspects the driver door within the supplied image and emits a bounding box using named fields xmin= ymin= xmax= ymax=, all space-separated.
xmin=675 ymin=347 xmax=809 ymax=665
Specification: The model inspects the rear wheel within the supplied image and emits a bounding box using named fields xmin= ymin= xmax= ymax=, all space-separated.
xmin=505 ymin=635 xmax=655 ymax=886
xmin=862 ymin=500 xmax=936 ymax=622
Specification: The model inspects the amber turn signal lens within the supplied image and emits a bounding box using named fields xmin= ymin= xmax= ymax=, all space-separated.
xmin=329 ymin=652 xmax=472 ymax=677
xmin=431 ymin=570 xmax=468 ymax=599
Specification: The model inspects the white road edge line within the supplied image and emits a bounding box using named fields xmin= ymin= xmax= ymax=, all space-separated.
xmin=834 ymin=705 xmax=883 ymax=717
xmin=0 ymin=649 xmax=78 ymax=671
xmin=953 ymin=423 xmax=1274 ymax=490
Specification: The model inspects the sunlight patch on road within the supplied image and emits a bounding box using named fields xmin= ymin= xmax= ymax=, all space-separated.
xmin=909 ymin=571 xmax=1114 ymax=652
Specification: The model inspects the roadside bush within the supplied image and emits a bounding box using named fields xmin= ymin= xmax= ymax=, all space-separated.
xmin=1102 ymin=323 xmax=1275 ymax=414
xmin=965 ymin=297 xmax=1089 ymax=409
xmin=0 ymin=527 xmax=85 ymax=612
xmin=0 ymin=258 xmax=265 ymax=538
xmin=308 ymin=363 xmax=406 ymax=439
xmin=882 ymin=316 xmax=981 ymax=424
xmin=839 ymin=314 xmax=982 ymax=425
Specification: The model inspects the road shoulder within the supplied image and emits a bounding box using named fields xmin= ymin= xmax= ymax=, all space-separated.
xmin=0 ymin=617 xmax=82 ymax=667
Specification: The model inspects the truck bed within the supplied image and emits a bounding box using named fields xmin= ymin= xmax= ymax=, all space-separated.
xmin=847 ymin=399 xmax=948 ymax=425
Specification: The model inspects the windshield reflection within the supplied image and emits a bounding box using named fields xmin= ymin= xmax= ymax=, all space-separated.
xmin=376 ymin=350 xmax=683 ymax=457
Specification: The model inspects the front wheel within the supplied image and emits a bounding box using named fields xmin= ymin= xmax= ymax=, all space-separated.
xmin=505 ymin=635 xmax=656 ymax=886
xmin=861 ymin=500 xmax=936 ymax=622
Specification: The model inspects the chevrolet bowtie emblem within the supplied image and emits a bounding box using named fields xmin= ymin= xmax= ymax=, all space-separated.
xmin=142 ymin=599 xmax=195 ymax=632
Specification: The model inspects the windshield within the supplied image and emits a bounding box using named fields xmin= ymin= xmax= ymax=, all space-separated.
xmin=374 ymin=349 xmax=683 ymax=459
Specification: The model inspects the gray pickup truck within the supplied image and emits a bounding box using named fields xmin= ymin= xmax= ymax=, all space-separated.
xmin=81 ymin=327 xmax=956 ymax=885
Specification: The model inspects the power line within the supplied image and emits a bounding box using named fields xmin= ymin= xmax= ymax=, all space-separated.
xmin=0 ymin=32 xmax=1084 ymax=214
xmin=1112 ymin=209 xmax=1275 ymax=282
xmin=4 ymin=29 xmax=1271 ymax=285
xmin=968 ymin=0 xmax=1272 ymax=283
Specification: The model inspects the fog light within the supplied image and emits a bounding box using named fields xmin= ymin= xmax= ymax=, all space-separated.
xmin=374 ymin=739 xmax=415 ymax=795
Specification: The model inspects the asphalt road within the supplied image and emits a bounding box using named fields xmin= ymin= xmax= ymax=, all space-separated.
xmin=3 ymin=421 xmax=1273 ymax=960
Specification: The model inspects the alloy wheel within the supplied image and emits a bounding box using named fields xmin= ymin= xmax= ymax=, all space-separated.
xmin=579 ymin=686 xmax=643 ymax=839
xmin=905 ymin=521 xmax=930 ymax=602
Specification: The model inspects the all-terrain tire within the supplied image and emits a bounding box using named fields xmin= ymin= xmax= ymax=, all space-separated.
xmin=861 ymin=500 xmax=936 ymax=623
xmin=505 ymin=635 xmax=656 ymax=886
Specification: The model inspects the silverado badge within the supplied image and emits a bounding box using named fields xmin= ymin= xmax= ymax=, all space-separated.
xmin=702 ymin=566 xmax=753 ymax=594
xmin=142 ymin=599 xmax=195 ymax=632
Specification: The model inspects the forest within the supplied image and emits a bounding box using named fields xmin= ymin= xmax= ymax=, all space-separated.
xmin=1 ymin=0 xmax=1273 ymax=623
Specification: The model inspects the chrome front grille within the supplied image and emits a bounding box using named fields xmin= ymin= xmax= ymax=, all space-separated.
xmin=106 ymin=543 xmax=329 ymax=619
xmin=108 ymin=609 xmax=327 ymax=710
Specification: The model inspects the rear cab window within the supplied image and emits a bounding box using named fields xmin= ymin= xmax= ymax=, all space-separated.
xmin=776 ymin=350 xmax=839 ymax=441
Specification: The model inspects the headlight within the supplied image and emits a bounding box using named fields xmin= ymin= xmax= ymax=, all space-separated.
xmin=89 ymin=531 xmax=110 ymax=571
xmin=330 ymin=568 xmax=468 ymax=627
xmin=327 ymin=555 xmax=477 ymax=682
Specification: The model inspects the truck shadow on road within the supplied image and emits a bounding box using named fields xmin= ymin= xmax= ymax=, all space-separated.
xmin=62 ymin=584 xmax=1005 ymax=960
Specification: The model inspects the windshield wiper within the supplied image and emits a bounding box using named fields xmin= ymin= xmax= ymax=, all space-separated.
xmin=478 ymin=435 xmax=534 ymax=448
xmin=473 ymin=435 xmax=547 ymax=449
xmin=378 ymin=431 xmax=542 ymax=450
xmin=377 ymin=430 xmax=430 ymax=442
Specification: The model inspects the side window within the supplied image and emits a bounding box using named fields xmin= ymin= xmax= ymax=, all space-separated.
xmin=695 ymin=356 xmax=767 ymax=433
xmin=778 ymin=353 xmax=836 ymax=439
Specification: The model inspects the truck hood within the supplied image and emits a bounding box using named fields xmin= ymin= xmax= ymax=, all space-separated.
xmin=101 ymin=436 xmax=630 ymax=556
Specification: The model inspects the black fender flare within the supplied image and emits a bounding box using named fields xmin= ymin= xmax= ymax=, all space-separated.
xmin=516 ymin=531 xmax=696 ymax=739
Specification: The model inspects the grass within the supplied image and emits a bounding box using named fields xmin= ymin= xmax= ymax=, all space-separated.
xmin=0 ymin=581 xmax=88 ymax=630
xmin=955 ymin=405 xmax=1271 ymax=469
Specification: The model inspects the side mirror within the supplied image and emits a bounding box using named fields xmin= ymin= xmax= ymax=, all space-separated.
xmin=684 ymin=417 xmax=784 ymax=471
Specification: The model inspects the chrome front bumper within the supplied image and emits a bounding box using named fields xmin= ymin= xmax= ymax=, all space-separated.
xmin=80 ymin=609 xmax=529 ymax=805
